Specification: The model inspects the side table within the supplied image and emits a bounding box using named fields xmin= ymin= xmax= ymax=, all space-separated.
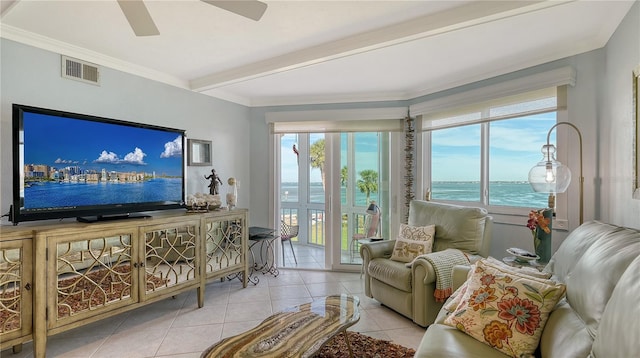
xmin=502 ymin=256 xmax=545 ymax=271
xmin=248 ymin=226 xmax=279 ymax=281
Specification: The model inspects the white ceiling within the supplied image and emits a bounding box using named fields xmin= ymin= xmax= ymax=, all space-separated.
xmin=0 ymin=0 xmax=635 ymax=106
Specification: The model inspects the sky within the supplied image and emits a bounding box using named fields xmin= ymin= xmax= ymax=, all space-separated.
xmin=280 ymin=112 xmax=556 ymax=183
xmin=431 ymin=112 xmax=557 ymax=181
xmin=280 ymin=132 xmax=379 ymax=183
xmin=23 ymin=111 xmax=184 ymax=177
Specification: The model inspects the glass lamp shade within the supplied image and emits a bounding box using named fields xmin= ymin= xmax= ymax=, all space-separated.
xmin=528 ymin=144 xmax=572 ymax=194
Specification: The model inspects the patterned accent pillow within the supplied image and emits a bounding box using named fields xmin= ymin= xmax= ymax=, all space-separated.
xmin=390 ymin=224 xmax=435 ymax=263
xmin=399 ymin=223 xmax=435 ymax=241
xmin=444 ymin=257 xmax=554 ymax=313
xmin=444 ymin=259 xmax=566 ymax=358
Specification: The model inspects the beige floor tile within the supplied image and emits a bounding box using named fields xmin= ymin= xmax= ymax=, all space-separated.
xmin=367 ymin=306 xmax=416 ymax=330
xmin=117 ymin=305 xmax=180 ymax=331
xmin=221 ymin=320 xmax=262 ymax=339
xmin=224 ymin=301 xmax=273 ymax=322
xmin=265 ymin=272 xmax=304 ymax=286
xmin=340 ymin=279 xmax=365 ymax=294
xmin=45 ymin=335 xmax=107 ymax=358
xmin=155 ymin=353 xmax=201 ymax=358
xmin=90 ymin=328 xmax=166 ymax=358
xmin=227 ymin=285 xmax=271 ymax=303
xmin=268 ymin=284 xmax=311 ymax=300
xmin=305 ymin=281 xmax=348 ymax=297
xmin=173 ymin=305 xmax=227 ymax=327
xmin=350 ymin=309 xmax=383 ymax=332
xmin=155 ymin=324 xmax=224 ymax=356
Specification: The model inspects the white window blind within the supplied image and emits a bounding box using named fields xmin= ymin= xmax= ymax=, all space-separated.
xmin=266 ymin=108 xmax=406 ymax=134
xmin=421 ymin=87 xmax=562 ymax=131
xmin=410 ymin=66 xmax=575 ymax=131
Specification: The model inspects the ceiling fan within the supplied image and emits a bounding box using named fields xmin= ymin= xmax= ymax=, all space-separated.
xmin=117 ymin=0 xmax=268 ymax=37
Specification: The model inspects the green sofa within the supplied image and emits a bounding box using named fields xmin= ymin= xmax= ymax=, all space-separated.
xmin=416 ymin=220 xmax=640 ymax=357
xmin=360 ymin=200 xmax=493 ymax=327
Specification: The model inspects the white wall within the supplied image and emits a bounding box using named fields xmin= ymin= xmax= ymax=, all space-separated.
xmin=601 ymin=1 xmax=640 ymax=229
xmin=0 ymin=39 xmax=251 ymax=226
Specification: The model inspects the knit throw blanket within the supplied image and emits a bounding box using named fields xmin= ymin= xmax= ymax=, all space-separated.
xmin=408 ymin=248 xmax=470 ymax=302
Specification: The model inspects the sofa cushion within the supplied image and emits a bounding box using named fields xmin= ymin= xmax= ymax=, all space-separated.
xmin=416 ymin=322 xmax=509 ymax=358
xmin=408 ymin=201 xmax=487 ymax=254
xmin=390 ymin=224 xmax=435 ymax=263
xmin=368 ymin=258 xmax=412 ymax=292
xmin=591 ymin=255 xmax=640 ymax=357
xmin=444 ymin=259 xmax=565 ymax=358
xmin=540 ymin=221 xmax=640 ymax=357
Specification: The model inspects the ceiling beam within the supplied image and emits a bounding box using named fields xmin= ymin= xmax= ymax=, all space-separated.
xmin=190 ymin=0 xmax=574 ymax=92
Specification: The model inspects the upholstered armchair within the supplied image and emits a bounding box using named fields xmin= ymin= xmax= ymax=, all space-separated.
xmin=360 ymin=200 xmax=492 ymax=327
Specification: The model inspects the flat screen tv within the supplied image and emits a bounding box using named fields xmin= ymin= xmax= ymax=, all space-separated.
xmin=10 ymin=104 xmax=186 ymax=224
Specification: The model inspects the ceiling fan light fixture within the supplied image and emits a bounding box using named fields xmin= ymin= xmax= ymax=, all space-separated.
xmin=117 ymin=0 xmax=160 ymax=36
xmin=201 ymin=0 xmax=268 ymax=21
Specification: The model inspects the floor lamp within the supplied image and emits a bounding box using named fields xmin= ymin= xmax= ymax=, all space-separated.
xmin=528 ymin=122 xmax=584 ymax=225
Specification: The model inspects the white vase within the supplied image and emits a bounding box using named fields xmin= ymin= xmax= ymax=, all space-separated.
xmin=226 ymin=178 xmax=238 ymax=210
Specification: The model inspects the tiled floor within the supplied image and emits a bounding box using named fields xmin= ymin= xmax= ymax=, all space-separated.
xmin=1 ymin=269 xmax=426 ymax=358
xmin=280 ymin=242 xmax=363 ymax=269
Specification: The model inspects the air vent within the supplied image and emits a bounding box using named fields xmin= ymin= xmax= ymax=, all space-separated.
xmin=61 ymin=56 xmax=100 ymax=85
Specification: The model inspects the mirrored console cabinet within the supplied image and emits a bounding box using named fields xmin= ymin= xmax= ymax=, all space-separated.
xmin=0 ymin=209 xmax=248 ymax=357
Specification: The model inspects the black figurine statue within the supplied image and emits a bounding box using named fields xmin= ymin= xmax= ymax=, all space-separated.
xmin=205 ymin=169 xmax=223 ymax=195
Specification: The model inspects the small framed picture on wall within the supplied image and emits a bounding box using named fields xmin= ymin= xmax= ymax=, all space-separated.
xmin=188 ymin=139 xmax=212 ymax=166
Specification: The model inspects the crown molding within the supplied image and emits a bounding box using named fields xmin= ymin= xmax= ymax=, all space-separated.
xmin=0 ymin=24 xmax=189 ymax=90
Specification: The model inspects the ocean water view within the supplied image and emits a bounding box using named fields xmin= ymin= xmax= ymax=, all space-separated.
xmin=282 ymin=181 xmax=548 ymax=208
xmin=23 ymin=178 xmax=183 ymax=208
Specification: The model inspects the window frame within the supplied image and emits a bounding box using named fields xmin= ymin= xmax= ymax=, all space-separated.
xmin=412 ymin=67 xmax=575 ymax=227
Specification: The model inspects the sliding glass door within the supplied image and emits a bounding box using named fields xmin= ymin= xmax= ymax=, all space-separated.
xmin=278 ymin=131 xmax=389 ymax=271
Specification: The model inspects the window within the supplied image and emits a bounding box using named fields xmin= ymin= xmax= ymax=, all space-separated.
xmin=420 ymin=85 xmax=567 ymax=210
xmin=488 ymin=114 xmax=555 ymax=207
xmin=431 ymin=124 xmax=481 ymax=202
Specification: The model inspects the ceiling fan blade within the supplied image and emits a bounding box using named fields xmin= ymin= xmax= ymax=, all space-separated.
xmin=117 ymin=0 xmax=160 ymax=36
xmin=202 ymin=0 xmax=267 ymax=21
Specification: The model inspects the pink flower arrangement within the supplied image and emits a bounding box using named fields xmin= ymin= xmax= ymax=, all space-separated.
xmin=527 ymin=209 xmax=551 ymax=238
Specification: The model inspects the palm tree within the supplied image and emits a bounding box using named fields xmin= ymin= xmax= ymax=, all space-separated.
xmin=357 ymin=169 xmax=378 ymax=205
xmin=340 ymin=166 xmax=348 ymax=186
xmin=309 ymin=139 xmax=325 ymax=190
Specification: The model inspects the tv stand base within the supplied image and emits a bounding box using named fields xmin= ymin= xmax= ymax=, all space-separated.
xmin=76 ymin=213 xmax=151 ymax=223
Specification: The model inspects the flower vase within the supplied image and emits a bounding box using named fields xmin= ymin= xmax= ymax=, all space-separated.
xmin=534 ymin=209 xmax=553 ymax=263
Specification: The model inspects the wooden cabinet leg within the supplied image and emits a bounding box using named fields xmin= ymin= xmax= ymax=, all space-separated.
xmin=12 ymin=344 xmax=23 ymax=354
xmin=197 ymin=286 xmax=204 ymax=308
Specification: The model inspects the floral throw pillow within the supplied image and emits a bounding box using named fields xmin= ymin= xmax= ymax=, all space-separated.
xmin=444 ymin=259 xmax=566 ymax=358
xmin=390 ymin=224 xmax=435 ymax=263
xmin=444 ymin=257 xmax=552 ymax=313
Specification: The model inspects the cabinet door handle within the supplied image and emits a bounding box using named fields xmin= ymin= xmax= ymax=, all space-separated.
xmin=133 ymin=262 xmax=138 ymax=268
xmin=24 ymin=283 xmax=31 ymax=291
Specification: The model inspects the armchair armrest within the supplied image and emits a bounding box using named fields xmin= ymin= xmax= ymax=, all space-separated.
xmin=360 ymin=240 xmax=395 ymax=298
xmin=452 ymin=264 xmax=471 ymax=291
xmin=360 ymin=240 xmax=395 ymax=260
xmin=411 ymin=257 xmax=472 ymax=326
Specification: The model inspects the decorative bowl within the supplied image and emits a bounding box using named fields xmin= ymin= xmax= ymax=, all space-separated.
xmin=506 ymin=248 xmax=540 ymax=263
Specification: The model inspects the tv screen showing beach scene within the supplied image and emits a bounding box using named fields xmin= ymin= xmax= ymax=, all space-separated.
xmin=12 ymin=105 xmax=185 ymax=223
